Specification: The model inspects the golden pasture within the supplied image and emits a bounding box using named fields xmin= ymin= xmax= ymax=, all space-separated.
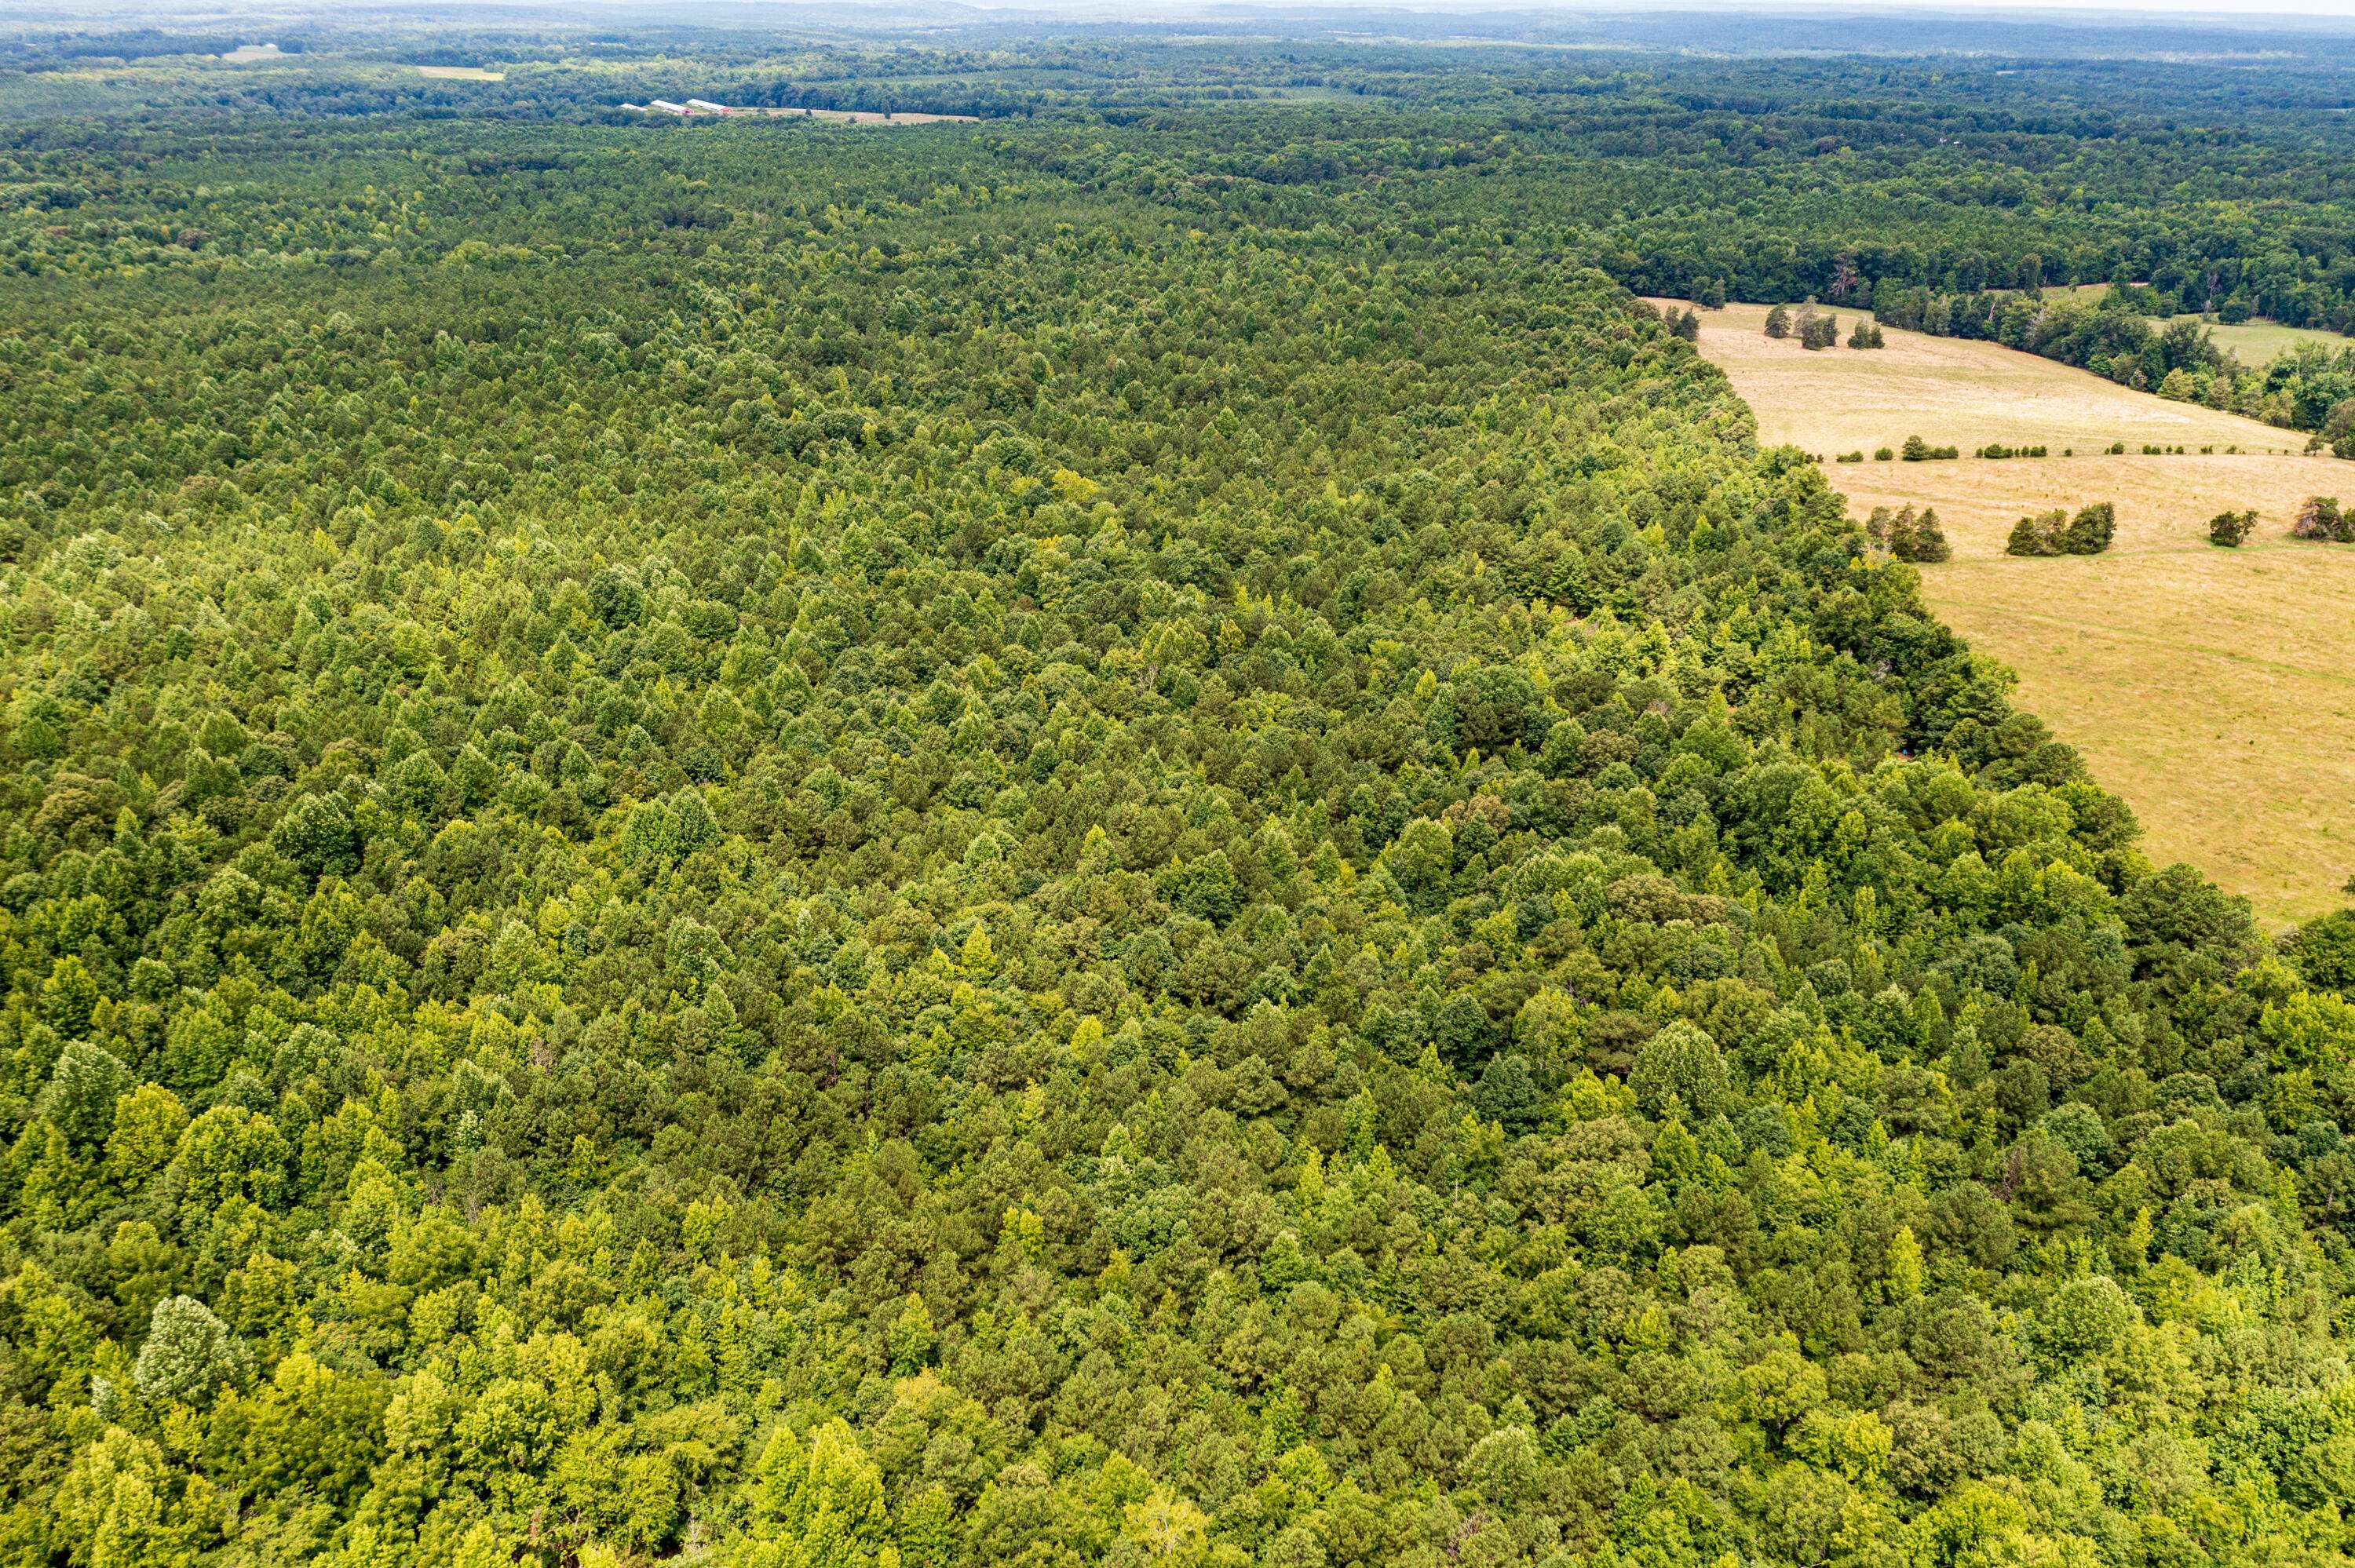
xmin=1663 ymin=299 xmax=2355 ymax=924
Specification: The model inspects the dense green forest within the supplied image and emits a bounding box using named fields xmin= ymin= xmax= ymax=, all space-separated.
xmin=9 ymin=27 xmax=2355 ymax=434
xmin=7 ymin=24 xmax=2355 ymax=1568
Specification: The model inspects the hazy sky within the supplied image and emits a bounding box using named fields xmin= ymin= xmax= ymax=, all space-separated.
xmin=931 ymin=0 xmax=2355 ymax=21
xmin=1321 ymin=0 xmax=2355 ymax=14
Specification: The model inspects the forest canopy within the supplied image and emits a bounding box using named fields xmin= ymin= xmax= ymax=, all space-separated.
xmin=4 ymin=24 xmax=2355 ymax=1568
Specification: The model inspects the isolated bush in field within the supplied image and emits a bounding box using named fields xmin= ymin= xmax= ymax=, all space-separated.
xmin=1764 ymin=304 xmax=1791 ymax=338
xmin=2207 ymin=509 xmax=2259 ymax=547
xmin=1874 ymin=446 xmax=1893 ymax=461
xmin=1835 ymin=450 xmax=1864 ymax=463
xmin=1976 ymin=443 xmax=2048 ymax=459
xmin=2292 ymin=495 xmax=2350 ymax=542
xmin=1848 ymin=318 xmax=1886 ymax=348
xmin=1865 ymin=505 xmax=1950 ymax=563
xmin=1900 ymin=435 xmax=1959 ymax=461
xmin=2065 ymin=501 xmax=2116 ymax=553
xmin=1801 ymin=314 xmax=1840 ymax=349
xmin=2007 ymin=503 xmax=2116 ymax=557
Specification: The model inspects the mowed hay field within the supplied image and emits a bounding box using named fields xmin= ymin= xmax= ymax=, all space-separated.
xmin=1662 ymin=300 xmax=2355 ymax=924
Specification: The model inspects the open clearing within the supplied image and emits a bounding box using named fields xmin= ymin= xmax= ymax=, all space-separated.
xmin=2003 ymin=283 xmax=2350 ymax=366
xmin=1667 ymin=299 xmax=2355 ymax=924
xmin=2167 ymin=313 xmax=2352 ymax=366
xmin=415 ymin=65 xmax=507 ymax=81
xmin=2068 ymin=283 xmax=2350 ymax=365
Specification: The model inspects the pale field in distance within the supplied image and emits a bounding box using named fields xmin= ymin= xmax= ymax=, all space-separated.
xmin=1660 ymin=299 xmax=2355 ymax=924
xmin=758 ymin=107 xmax=979 ymax=124
xmin=415 ymin=65 xmax=507 ymax=81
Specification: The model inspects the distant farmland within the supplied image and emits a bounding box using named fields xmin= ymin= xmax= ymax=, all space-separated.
xmin=1670 ymin=299 xmax=2355 ymax=923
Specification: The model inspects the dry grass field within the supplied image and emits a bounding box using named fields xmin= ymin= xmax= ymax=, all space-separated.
xmin=1673 ymin=301 xmax=2304 ymax=458
xmin=414 ymin=65 xmax=507 ymax=81
xmin=1662 ymin=300 xmax=2355 ymax=924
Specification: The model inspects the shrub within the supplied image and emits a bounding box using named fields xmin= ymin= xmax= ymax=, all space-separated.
xmin=2007 ymin=510 xmax=2065 ymax=556
xmin=1835 ymin=450 xmax=1864 ymax=463
xmin=1873 ymin=446 xmax=1893 ymax=461
xmin=1800 ymin=314 xmax=1839 ymax=350
xmin=2207 ymin=509 xmax=2258 ymax=548
xmin=1764 ymin=304 xmax=1791 ymax=339
xmin=2292 ymin=495 xmax=2351 ymax=542
xmin=2007 ymin=502 xmax=2116 ymax=557
xmin=1900 ymin=435 xmax=1959 ymax=461
xmin=1848 ymin=319 xmax=1886 ymax=348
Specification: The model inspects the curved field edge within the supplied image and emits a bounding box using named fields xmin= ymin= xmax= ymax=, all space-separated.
xmin=1665 ymin=298 xmax=2355 ymax=924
